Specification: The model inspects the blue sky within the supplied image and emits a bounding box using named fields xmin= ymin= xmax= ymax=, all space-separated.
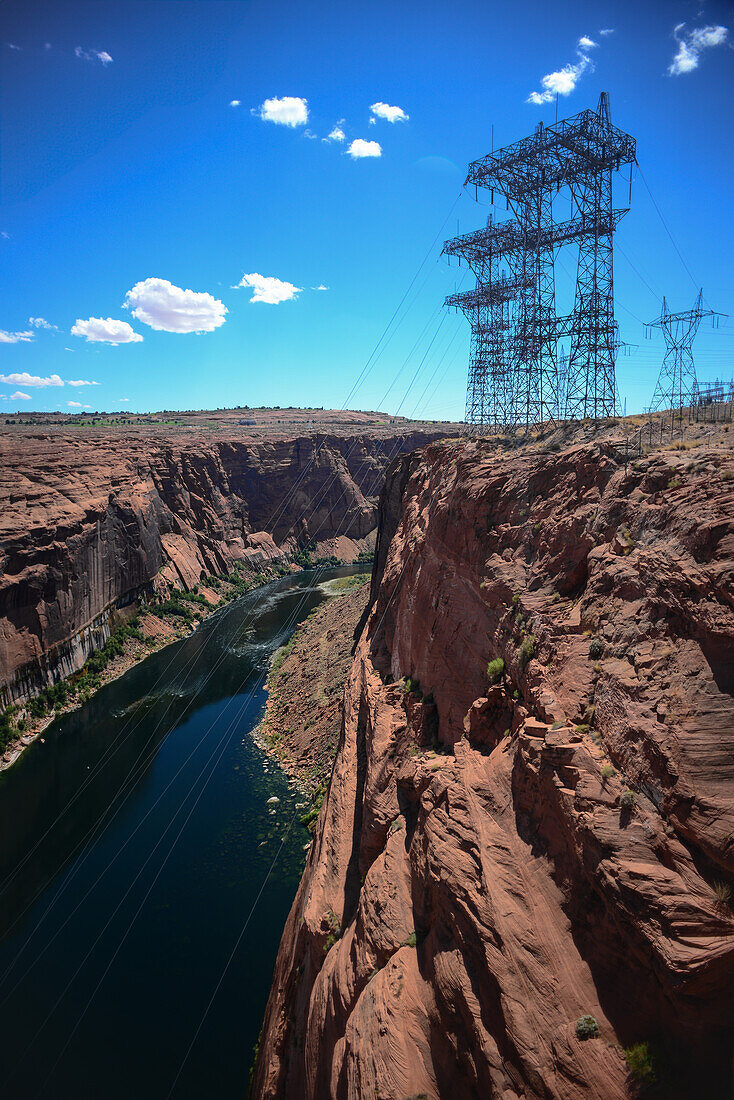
xmin=1 ymin=0 xmax=732 ymax=418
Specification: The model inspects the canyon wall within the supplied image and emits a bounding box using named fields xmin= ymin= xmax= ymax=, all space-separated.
xmin=254 ymin=434 xmax=734 ymax=1099
xmin=0 ymin=427 xmax=446 ymax=705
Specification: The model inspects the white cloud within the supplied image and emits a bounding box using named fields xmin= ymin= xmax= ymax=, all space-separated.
xmin=369 ymin=101 xmax=409 ymax=123
xmin=125 ymin=278 xmax=227 ymax=333
xmin=312 ymin=284 xmax=329 ymax=291
xmin=599 ymin=28 xmax=614 ymax=36
xmin=68 ymin=400 xmax=82 ymax=407
xmin=347 ymin=138 xmax=382 ymax=158
xmin=118 ymin=397 xmax=130 ymax=402
xmin=75 ymin=46 xmax=113 ymax=65
xmin=9 ymin=391 xmax=31 ymax=400
xmin=254 ymin=96 xmax=308 ymax=127
xmin=669 ymin=23 xmax=728 ymax=75
xmin=1 ymin=231 xmax=9 ymax=240
xmin=28 ymin=316 xmax=57 ymax=330
xmin=303 ymin=128 xmax=318 ymax=139
xmin=72 ymin=316 xmax=143 ymax=344
xmin=0 ymin=372 xmax=63 ymax=386
xmin=236 ymin=273 xmax=302 ymax=304
xmin=7 ymin=44 xmax=22 ymax=52
xmin=0 ymin=329 xmax=34 ymax=343
xmin=324 ymin=123 xmax=346 ymax=143
xmin=527 ymin=39 xmax=595 ymax=104
xmin=230 ymin=99 xmax=241 ymax=107
xmin=578 ymin=36 xmax=597 ymax=49
xmin=66 ymin=378 xmax=100 ymax=386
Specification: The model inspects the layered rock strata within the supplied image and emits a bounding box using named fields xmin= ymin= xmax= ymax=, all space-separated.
xmin=0 ymin=428 xmax=444 ymax=704
xmin=254 ymin=435 xmax=734 ymax=1099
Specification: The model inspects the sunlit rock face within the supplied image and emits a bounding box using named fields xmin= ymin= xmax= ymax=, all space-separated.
xmin=254 ymin=435 xmax=734 ymax=1100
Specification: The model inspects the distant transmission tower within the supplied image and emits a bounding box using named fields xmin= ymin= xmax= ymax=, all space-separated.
xmin=647 ymin=289 xmax=724 ymax=413
xmin=444 ymin=92 xmax=636 ymax=433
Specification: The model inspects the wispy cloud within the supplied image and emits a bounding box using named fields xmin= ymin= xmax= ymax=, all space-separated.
xmin=7 ymin=43 xmax=22 ymax=52
xmin=369 ymin=101 xmax=409 ymax=124
xmin=8 ymin=391 xmax=31 ymax=400
xmin=0 ymin=372 xmax=63 ymax=387
xmin=1 ymin=231 xmax=9 ymax=240
xmin=229 ymin=99 xmax=241 ymax=107
xmin=669 ymin=23 xmax=728 ymax=75
xmin=311 ymin=285 xmax=329 ymax=291
xmin=527 ymin=37 xmax=596 ymax=104
xmin=599 ymin=28 xmax=614 ymax=37
xmin=125 ymin=278 xmax=227 ymax=333
xmin=254 ymin=96 xmax=308 ymax=127
xmin=236 ymin=273 xmax=302 ymax=304
xmin=71 ymin=317 xmax=143 ymax=344
xmin=67 ymin=378 xmax=100 ymax=386
xmin=0 ymin=330 xmax=34 ymax=344
xmin=324 ymin=122 xmax=346 ymax=143
xmin=578 ymin=35 xmax=597 ymax=50
xmin=28 ymin=316 xmax=57 ymax=330
xmin=67 ymin=400 xmax=83 ymax=407
xmin=347 ymin=138 xmax=382 ymax=159
xmin=75 ymin=46 xmax=113 ymax=65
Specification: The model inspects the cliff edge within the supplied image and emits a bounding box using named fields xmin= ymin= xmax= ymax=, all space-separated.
xmin=253 ymin=432 xmax=734 ymax=1099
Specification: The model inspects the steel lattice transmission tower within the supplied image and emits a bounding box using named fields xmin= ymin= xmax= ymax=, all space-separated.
xmin=647 ymin=289 xmax=723 ymax=412
xmin=443 ymin=92 xmax=636 ymax=432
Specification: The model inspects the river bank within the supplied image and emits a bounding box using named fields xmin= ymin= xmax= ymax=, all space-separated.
xmin=255 ymin=574 xmax=371 ymax=811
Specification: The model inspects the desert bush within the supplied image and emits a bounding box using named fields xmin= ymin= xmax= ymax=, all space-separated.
xmin=713 ymin=880 xmax=732 ymax=907
xmin=620 ymin=789 xmax=636 ymax=811
xmin=625 ymin=1041 xmax=657 ymax=1085
xmin=486 ymin=658 xmax=505 ymax=685
xmin=600 ymin=763 xmax=615 ymax=781
xmin=589 ymin=637 xmax=604 ymax=660
xmin=517 ymin=635 xmax=535 ymax=671
xmin=575 ymin=1015 xmax=599 ymax=1040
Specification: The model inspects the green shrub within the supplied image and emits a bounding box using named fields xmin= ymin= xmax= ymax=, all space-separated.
xmin=620 ymin=789 xmax=636 ymax=811
xmin=486 ymin=657 xmax=505 ymax=685
xmin=402 ymin=931 xmax=418 ymax=948
xmin=404 ymin=677 xmax=420 ymax=695
xmin=600 ymin=763 xmax=615 ymax=781
xmin=511 ymin=593 xmax=520 ymax=607
xmin=588 ymin=637 xmax=604 ymax=660
xmin=517 ymin=635 xmax=535 ymax=671
xmin=713 ymin=880 xmax=732 ymax=907
xmin=625 ymin=1041 xmax=657 ymax=1085
xmin=575 ymin=1015 xmax=599 ymax=1040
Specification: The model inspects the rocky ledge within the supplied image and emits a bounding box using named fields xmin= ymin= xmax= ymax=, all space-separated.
xmin=253 ymin=431 xmax=734 ymax=1099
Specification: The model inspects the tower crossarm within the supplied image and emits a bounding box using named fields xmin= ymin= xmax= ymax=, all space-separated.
xmin=443 ymin=210 xmax=629 ymax=268
xmin=466 ymin=109 xmax=636 ymax=198
xmin=445 ymin=275 xmax=532 ymax=314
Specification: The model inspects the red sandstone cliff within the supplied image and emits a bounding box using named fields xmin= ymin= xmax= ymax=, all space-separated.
xmin=253 ymin=434 xmax=734 ymax=1099
xmin=0 ymin=423 xmax=450 ymax=704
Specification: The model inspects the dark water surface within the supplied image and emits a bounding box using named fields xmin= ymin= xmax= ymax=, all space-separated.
xmin=0 ymin=566 xmax=366 ymax=1099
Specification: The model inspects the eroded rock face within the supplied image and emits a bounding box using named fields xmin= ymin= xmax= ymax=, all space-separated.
xmin=0 ymin=428 xmax=443 ymax=703
xmin=253 ymin=436 xmax=734 ymax=1099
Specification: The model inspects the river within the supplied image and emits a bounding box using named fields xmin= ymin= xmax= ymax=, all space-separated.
xmin=0 ymin=565 xmax=367 ymax=1099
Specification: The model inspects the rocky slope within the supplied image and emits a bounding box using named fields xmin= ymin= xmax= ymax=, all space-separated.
xmin=0 ymin=419 xmax=454 ymax=706
xmin=253 ymin=431 xmax=734 ymax=1099
xmin=258 ymin=576 xmax=371 ymax=795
